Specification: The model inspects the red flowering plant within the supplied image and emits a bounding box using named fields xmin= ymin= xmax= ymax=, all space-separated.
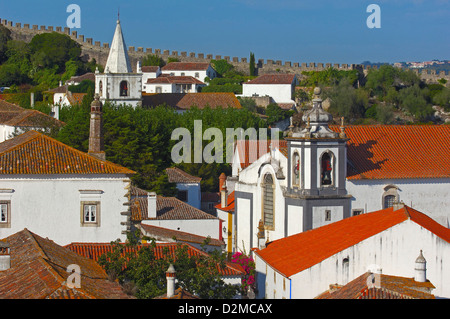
xmin=231 ymin=251 xmax=256 ymax=294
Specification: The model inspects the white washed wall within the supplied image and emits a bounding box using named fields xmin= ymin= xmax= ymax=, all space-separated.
xmin=286 ymin=220 xmax=450 ymax=299
xmin=0 ymin=175 xmax=130 ymax=246
xmin=347 ymin=178 xmax=450 ymax=227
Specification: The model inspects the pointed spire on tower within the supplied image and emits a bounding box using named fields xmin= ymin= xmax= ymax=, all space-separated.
xmin=104 ymin=17 xmax=132 ymax=74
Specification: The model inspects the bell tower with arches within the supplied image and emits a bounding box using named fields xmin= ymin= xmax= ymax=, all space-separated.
xmin=95 ymin=18 xmax=142 ymax=108
xmin=284 ymin=87 xmax=351 ymax=232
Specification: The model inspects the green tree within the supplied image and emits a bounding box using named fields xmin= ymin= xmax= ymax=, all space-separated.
xmin=0 ymin=24 xmax=12 ymax=64
xmin=29 ymin=32 xmax=81 ymax=73
xmin=324 ymin=79 xmax=368 ymax=119
xmin=99 ymin=234 xmax=239 ymax=299
xmin=249 ymin=52 xmax=255 ymax=76
xmin=142 ymin=54 xmax=165 ymax=67
xmin=397 ymin=84 xmax=433 ymax=121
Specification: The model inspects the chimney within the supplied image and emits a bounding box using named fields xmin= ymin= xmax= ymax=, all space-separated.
xmin=147 ymin=192 xmax=157 ymax=219
xmin=166 ymin=264 xmax=176 ymax=298
xmin=392 ymin=201 xmax=405 ymax=211
xmin=88 ymin=94 xmax=106 ymax=161
xmin=414 ymin=250 xmax=427 ymax=283
xmin=0 ymin=241 xmax=10 ymax=271
xmin=219 ymin=173 xmax=227 ymax=208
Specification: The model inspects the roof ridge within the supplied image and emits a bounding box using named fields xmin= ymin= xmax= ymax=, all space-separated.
xmin=0 ymin=130 xmax=135 ymax=175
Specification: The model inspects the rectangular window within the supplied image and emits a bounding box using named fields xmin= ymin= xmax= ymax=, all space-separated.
xmin=0 ymin=202 xmax=9 ymax=226
xmin=177 ymin=190 xmax=188 ymax=202
xmin=325 ymin=210 xmax=331 ymax=221
xmin=352 ymin=209 xmax=364 ymax=216
xmin=81 ymin=201 xmax=100 ymax=227
xmin=0 ymin=201 xmax=10 ymax=228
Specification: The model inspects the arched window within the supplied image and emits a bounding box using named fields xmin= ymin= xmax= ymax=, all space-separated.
xmin=120 ymin=81 xmax=129 ymax=97
xmin=99 ymin=81 xmax=103 ymax=96
xmin=382 ymin=185 xmax=399 ymax=209
xmin=384 ymin=195 xmax=396 ymax=209
xmin=321 ymin=152 xmax=333 ymax=186
xmin=292 ymin=152 xmax=300 ymax=187
xmin=262 ymin=173 xmax=274 ymax=228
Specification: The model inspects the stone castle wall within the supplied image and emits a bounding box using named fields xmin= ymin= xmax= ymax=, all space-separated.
xmin=2 ymin=18 xmax=449 ymax=83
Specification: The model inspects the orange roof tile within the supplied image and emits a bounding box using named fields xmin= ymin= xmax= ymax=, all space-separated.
xmin=139 ymin=224 xmax=224 ymax=247
xmin=215 ymin=191 xmax=235 ymax=212
xmin=0 ymin=229 xmax=133 ymax=299
xmin=146 ymin=76 xmax=205 ymax=85
xmin=317 ymin=272 xmax=435 ymax=299
xmin=142 ymin=93 xmax=242 ymax=110
xmin=235 ymin=139 xmax=288 ymax=169
xmin=330 ymin=125 xmax=450 ymax=180
xmin=0 ymin=100 xmax=64 ymax=128
xmin=0 ymin=130 xmax=135 ymax=175
xmin=166 ymin=167 xmax=202 ymax=183
xmin=254 ymin=206 xmax=450 ymax=278
xmin=65 ymin=242 xmax=243 ymax=277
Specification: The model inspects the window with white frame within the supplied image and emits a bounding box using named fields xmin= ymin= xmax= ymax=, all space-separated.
xmin=0 ymin=201 xmax=10 ymax=228
xmin=81 ymin=202 xmax=100 ymax=226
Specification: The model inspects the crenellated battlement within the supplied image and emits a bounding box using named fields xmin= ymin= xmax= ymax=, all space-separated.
xmin=1 ymin=17 xmax=449 ymax=83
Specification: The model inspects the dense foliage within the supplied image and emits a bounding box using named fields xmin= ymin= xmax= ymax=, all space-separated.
xmin=56 ymin=95 xmax=268 ymax=194
xmin=300 ymin=65 xmax=450 ymax=123
xmin=98 ymin=232 xmax=240 ymax=299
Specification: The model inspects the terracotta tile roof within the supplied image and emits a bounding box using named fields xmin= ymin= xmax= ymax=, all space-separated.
xmin=67 ymin=92 xmax=87 ymax=106
xmin=166 ymin=167 xmax=202 ymax=183
xmin=0 ymin=229 xmax=133 ymax=299
xmin=0 ymin=130 xmax=135 ymax=175
xmin=330 ymin=125 xmax=450 ymax=180
xmin=215 ymin=191 xmax=235 ymax=212
xmin=0 ymin=100 xmax=64 ymax=128
xmin=139 ymin=224 xmax=224 ymax=247
xmin=142 ymin=93 xmax=242 ymax=110
xmin=317 ymin=272 xmax=435 ymax=299
xmin=254 ymin=205 xmax=450 ymax=278
xmin=131 ymin=193 xmax=218 ymax=222
xmin=141 ymin=66 xmax=160 ymax=73
xmin=146 ymin=76 xmax=205 ymax=85
xmin=244 ymin=74 xmax=296 ymax=85
xmin=161 ymin=62 xmax=210 ymax=71
xmin=154 ymin=287 xmax=200 ymax=299
xmin=66 ymin=72 xmax=95 ymax=84
xmin=65 ymin=242 xmax=244 ymax=277
xmin=235 ymin=139 xmax=288 ymax=169
xmin=46 ymin=85 xmax=68 ymax=94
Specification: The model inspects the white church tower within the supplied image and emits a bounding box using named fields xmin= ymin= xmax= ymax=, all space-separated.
xmin=285 ymin=87 xmax=351 ymax=229
xmin=95 ymin=18 xmax=142 ymax=107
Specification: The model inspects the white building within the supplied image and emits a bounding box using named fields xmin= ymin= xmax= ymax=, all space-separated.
xmin=0 ymin=100 xmax=63 ymax=143
xmin=161 ymin=62 xmax=217 ymax=82
xmin=140 ymin=65 xmax=161 ymax=90
xmin=166 ymin=167 xmax=202 ymax=210
xmin=0 ymin=96 xmax=136 ymax=246
xmin=143 ymin=76 xmax=206 ymax=94
xmin=129 ymin=186 xmax=224 ymax=244
xmin=95 ymin=19 xmax=142 ymax=107
xmin=242 ymin=74 xmax=297 ymax=108
xmin=230 ymin=87 xmax=450 ymax=259
xmin=253 ymin=204 xmax=450 ymax=299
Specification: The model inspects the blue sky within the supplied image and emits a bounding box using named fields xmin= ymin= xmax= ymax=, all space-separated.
xmin=0 ymin=0 xmax=449 ymax=64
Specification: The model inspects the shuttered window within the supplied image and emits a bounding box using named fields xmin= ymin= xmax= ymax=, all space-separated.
xmin=263 ymin=174 xmax=274 ymax=227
